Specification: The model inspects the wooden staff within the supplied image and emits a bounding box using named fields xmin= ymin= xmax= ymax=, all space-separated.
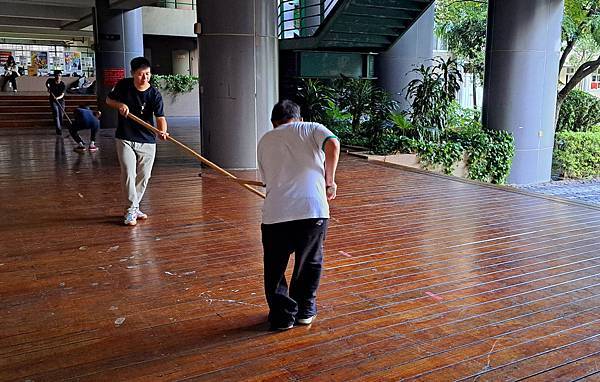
xmin=127 ymin=113 xmax=266 ymax=199
xmin=51 ymin=93 xmax=73 ymax=125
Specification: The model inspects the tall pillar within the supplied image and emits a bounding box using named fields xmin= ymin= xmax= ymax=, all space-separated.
xmin=376 ymin=4 xmax=435 ymax=112
xmin=197 ymin=1 xmax=278 ymax=169
xmin=94 ymin=0 xmax=144 ymax=128
xmin=482 ymin=0 xmax=563 ymax=184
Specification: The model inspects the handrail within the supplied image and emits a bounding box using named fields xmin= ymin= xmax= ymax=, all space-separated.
xmin=156 ymin=0 xmax=195 ymax=10
xmin=277 ymin=0 xmax=339 ymax=39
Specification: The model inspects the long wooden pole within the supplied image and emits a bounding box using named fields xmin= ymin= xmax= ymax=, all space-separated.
xmin=127 ymin=113 xmax=266 ymax=199
xmin=51 ymin=93 xmax=73 ymax=125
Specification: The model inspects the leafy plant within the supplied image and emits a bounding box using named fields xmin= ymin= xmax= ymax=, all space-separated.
xmin=557 ymin=89 xmax=600 ymax=132
xmin=150 ymin=74 xmax=199 ymax=95
xmin=405 ymin=57 xmax=463 ymax=141
xmin=335 ymin=77 xmax=376 ymax=134
xmin=390 ymin=112 xmax=417 ymax=139
xmin=323 ymin=100 xmax=361 ymax=145
xmin=435 ymin=0 xmax=487 ymax=107
xmin=296 ymin=78 xmax=334 ymax=123
xmin=444 ymin=117 xmax=515 ymax=184
xmin=415 ymin=140 xmax=464 ymax=175
xmin=554 ymin=130 xmax=600 ymax=178
xmin=364 ymin=88 xmax=399 ymax=153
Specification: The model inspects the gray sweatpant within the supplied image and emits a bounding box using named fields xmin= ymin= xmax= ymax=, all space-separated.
xmin=115 ymin=138 xmax=156 ymax=214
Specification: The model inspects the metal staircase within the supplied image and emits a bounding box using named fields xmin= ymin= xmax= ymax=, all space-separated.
xmin=279 ymin=0 xmax=435 ymax=52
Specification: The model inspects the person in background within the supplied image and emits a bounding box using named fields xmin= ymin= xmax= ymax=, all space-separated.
xmin=69 ymin=105 xmax=101 ymax=153
xmin=3 ymin=55 xmax=19 ymax=92
xmin=45 ymin=70 xmax=66 ymax=135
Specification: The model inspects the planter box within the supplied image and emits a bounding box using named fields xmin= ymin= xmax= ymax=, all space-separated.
xmin=352 ymin=151 xmax=468 ymax=178
xmin=159 ymin=86 xmax=200 ymax=118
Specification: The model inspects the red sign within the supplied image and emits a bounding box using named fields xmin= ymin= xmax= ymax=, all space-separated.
xmin=103 ymin=68 xmax=125 ymax=87
xmin=0 ymin=51 xmax=12 ymax=65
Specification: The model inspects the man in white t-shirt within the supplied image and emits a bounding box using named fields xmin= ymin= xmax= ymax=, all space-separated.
xmin=258 ymin=100 xmax=340 ymax=331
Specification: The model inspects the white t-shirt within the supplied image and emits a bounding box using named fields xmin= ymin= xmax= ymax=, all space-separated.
xmin=258 ymin=121 xmax=337 ymax=224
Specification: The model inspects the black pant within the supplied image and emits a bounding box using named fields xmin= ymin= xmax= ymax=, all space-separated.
xmin=50 ymin=98 xmax=65 ymax=133
xmin=262 ymin=218 xmax=328 ymax=327
xmin=3 ymin=73 xmax=17 ymax=91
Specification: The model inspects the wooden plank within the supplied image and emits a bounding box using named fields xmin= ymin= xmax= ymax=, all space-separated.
xmin=0 ymin=126 xmax=599 ymax=381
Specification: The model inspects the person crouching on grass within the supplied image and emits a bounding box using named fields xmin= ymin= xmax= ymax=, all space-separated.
xmin=106 ymin=57 xmax=169 ymax=226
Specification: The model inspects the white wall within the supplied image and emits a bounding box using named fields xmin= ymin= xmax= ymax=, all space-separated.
xmin=142 ymin=7 xmax=195 ymax=37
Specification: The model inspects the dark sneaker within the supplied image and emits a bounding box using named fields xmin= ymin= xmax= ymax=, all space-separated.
xmin=74 ymin=143 xmax=86 ymax=153
xmin=270 ymin=322 xmax=294 ymax=331
xmin=88 ymin=142 xmax=98 ymax=152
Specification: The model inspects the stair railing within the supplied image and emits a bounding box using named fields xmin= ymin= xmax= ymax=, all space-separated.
xmin=277 ymin=0 xmax=339 ymax=39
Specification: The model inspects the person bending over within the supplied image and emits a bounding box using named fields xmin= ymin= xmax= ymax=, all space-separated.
xmin=258 ymin=99 xmax=340 ymax=331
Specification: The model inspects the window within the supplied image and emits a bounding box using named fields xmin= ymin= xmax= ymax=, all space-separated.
xmin=590 ymin=68 xmax=600 ymax=90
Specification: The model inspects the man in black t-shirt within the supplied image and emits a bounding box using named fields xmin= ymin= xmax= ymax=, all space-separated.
xmin=45 ymin=70 xmax=66 ymax=135
xmin=106 ymin=57 xmax=168 ymax=226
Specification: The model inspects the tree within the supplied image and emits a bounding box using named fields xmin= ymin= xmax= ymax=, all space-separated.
xmin=435 ymin=0 xmax=487 ymax=108
xmin=558 ymin=0 xmax=600 ymax=113
xmin=435 ymin=0 xmax=600 ymax=122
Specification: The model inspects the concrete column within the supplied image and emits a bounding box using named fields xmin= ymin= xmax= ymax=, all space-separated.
xmin=197 ymin=0 xmax=278 ymax=169
xmin=376 ymin=4 xmax=435 ymax=112
xmin=482 ymin=0 xmax=563 ymax=184
xmin=94 ymin=0 xmax=144 ymax=128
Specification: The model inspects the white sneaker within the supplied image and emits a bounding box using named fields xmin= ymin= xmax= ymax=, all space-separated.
xmin=136 ymin=209 xmax=148 ymax=220
xmin=124 ymin=211 xmax=137 ymax=226
xmin=296 ymin=315 xmax=316 ymax=325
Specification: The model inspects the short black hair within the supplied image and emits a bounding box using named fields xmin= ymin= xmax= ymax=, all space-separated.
xmin=271 ymin=100 xmax=301 ymax=122
xmin=130 ymin=57 xmax=151 ymax=72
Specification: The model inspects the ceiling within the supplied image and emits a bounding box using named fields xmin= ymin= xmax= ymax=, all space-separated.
xmin=0 ymin=0 xmax=158 ymax=42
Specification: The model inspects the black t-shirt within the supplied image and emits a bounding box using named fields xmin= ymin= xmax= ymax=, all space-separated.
xmin=46 ymin=78 xmax=66 ymax=98
xmin=108 ymin=78 xmax=164 ymax=144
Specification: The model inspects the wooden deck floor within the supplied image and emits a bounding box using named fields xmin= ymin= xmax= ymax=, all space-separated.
xmin=1 ymin=126 xmax=599 ymax=381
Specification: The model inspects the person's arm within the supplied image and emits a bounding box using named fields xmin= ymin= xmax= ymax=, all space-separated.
xmin=55 ymin=83 xmax=66 ymax=100
xmin=156 ymin=116 xmax=168 ymax=140
xmin=323 ymin=137 xmax=340 ymax=200
xmin=106 ymin=96 xmax=129 ymax=117
xmin=152 ymin=90 xmax=168 ymax=140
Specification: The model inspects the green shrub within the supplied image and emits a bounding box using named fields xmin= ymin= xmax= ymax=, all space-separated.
xmin=557 ymin=89 xmax=600 ymax=132
xmin=416 ymin=140 xmax=464 ymax=175
xmin=405 ymin=57 xmax=462 ymax=141
xmin=296 ymin=78 xmax=334 ymax=123
xmin=554 ymin=131 xmax=600 ymax=178
xmin=444 ymin=119 xmax=515 ymax=184
xmin=151 ymin=74 xmax=198 ymax=95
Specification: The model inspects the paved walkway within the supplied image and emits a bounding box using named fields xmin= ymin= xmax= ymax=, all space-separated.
xmin=513 ymin=178 xmax=600 ymax=206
